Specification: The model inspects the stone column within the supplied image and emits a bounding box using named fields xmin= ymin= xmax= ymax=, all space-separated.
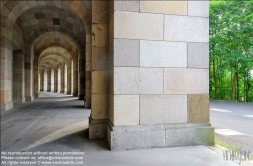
xmin=0 ymin=36 xmax=13 ymax=111
xmin=78 ymin=52 xmax=85 ymax=100
xmin=25 ymin=47 xmax=34 ymax=102
xmin=85 ymin=34 xmax=91 ymax=108
xmin=73 ymin=55 xmax=78 ymax=96
xmin=60 ymin=65 xmax=65 ymax=93
xmin=34 ymin=56 xmax=39 ymax=97
xmin=67 ymin=64 xmax=71 ymax=95
xmin=12 ymin=50 xmax=25 ymax=103
xmin=107 ymin=1 xmax=214 ymax=150
xmin=54 ymin=69 xmax=58 ymax=92
xmin=89 ymin=1 xmax=110 ymax=139
xmin=47 ymin=69 xmax=51 ymax=92
xmin=40 ymin=70 xmax=44 ymax=92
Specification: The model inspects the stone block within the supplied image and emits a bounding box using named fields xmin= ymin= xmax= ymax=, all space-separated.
xmin=164 ymin=68 xmax=209 ymax=94
xmin=114 ymin=0 xmax=140 ymax=12
xmin=108 ymin=127 xmax=165 ymax=151
xmin=140 ymin=1 xmax=187 ymax=15
xmin=188 ymin=1 xmax=209 ymax=17
xmin=140 ymin=40 xmax=187 ymax=67
xmin=140 ymin=95 xmax=187 ymax=124
xmin=92 ymin=47 xmax=108 ymax=70
xmin=114 ymin=67 xmax=163 ymax=94
xmin=114 ymin=39 xmax=139 ymax=67
xmin=113 ymin=95 xmax=139 ymax=126
xmin=92 ymin=71 xmax=109 ymax=94
xmin=114 ymin=11 xmax=163 ymax=40
xmin=165 ymin=126 xmax=214 ymax=147
xmin=164 ymin=15 xmax=208 ymax=42
xmin=91 ymin=94 xmax=109 ymax=119
xmin=89 ymin=123 xmax=107 ymax=139
xmin=92 ymin=1 xmax=109 ymax=23
xmin=187 ymin=94 xmax=209 ymax=123
xmin=92 ymin=24 xmax=108 ymax=47
xmin=188 ymin=43 xmax=209 ymax=69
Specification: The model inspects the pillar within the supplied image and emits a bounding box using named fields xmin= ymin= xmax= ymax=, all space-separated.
xmin=25 ymin=48 xmax=34 ymax=102
xmin=73 ymin=55 xmax=78 ymax=96
xmin=0 ymin=36 xmax=13 ymax=111
xmin=12 ymin=50 xmax=25 ymax=103
xmin=40 ymin=70 xmax=44 ymax=92
xmin=47 ymin=69 xmax=51 ymax=92
xmin=60 ymin=65 xmax=65 ymax=93
xmin=85 ymin=34 xmax=91 ymax=108
xmin=54 ymin=69 xmax=58 ymax=92
xmin=78 ymin=52 xmax=85 ymax=100
xmin=107 ymin=1 xmax=214 ymax=150
xmin=67 ymin=64 xmax=71 ymax=95
xmin=89 ymin=1 xmax=109 ymax=139
xmin=34 ymin=56 xmax=39 ymax=97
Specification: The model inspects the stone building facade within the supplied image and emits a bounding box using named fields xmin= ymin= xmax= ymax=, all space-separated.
xmin=0 ymin=0 xmax=214 ymax=150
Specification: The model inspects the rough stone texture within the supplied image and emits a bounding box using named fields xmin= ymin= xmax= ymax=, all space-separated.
xmin=166 ymin=127 xmax=214 ymax=147
xmin=140 ymin=95 xmax=187 ymax=124
xmin=89 ymin=123 xmax=107 ymax=139
xmin=108 ymin=127 xmax=165 ymax=151
xmin=187 ymin=94 xmax=209 ymax=123
xmin=188 ymin=1 xmax=209 ymax=17
xmin=113 ymin=95 xmax=139 ymax=126
xmin=91 ymin=94 xmax=109 ymax=119
xmin=92 ymin=47 xmax=109 ymax=70
xmin=114 ymin=39 xmax=139 ymax=67
xmin=114 ymin=67 xmax=163 ymax=94
xmin=92 ymin=71 xmax=109 ymax=94
xmin=164 ymin=15 xmax=209 ymax=42
xmin=188 ymin=43 xmax=209 ymax=69
xmin=114 ymin=0 xmax=140 ymax=12
xmin=92 ymin=24 xmax=109 ymax=47
xmin=114 ymin=11 xmax=164 ymax=40
xmin=140 ymin=1 xmax=187 ymax=15
xmin=164 ymin=68 xmax=209 ymax=94
xmin=140 ymin=40 xmax=187 ymax=67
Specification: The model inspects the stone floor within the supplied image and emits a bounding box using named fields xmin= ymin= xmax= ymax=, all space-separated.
xmin=1 ymin=92 xmax=244 ymax=166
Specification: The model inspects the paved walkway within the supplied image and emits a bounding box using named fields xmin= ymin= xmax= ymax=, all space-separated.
xmin=1 ymin=92 xmax=245 ymax=166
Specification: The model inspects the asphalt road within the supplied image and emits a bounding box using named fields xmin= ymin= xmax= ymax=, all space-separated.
xmin=210 ymin=101 xmax=253 ymax=153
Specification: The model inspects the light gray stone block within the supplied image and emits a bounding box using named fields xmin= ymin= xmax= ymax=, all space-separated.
xmin=164 ymin=15 xmax=209 ymax=42
xmin=113 ymin=95 xmax=139 ymax=126
xmin=165 ymin=127 xmax=214 ymax=147
xmin=140 ymin=40 xmax=187 ymax=67
xmin=114 ymin=0 xmax=140 ymax=12
xmin=188 ymin=43 xmax=209 ymax=69
xmin=114 ymin=67 xmax=163 ymax=94
xmin=114 ymin=39 xmax=139 ymax=67
xmin=164 ymin=68 xmax=209 ymax=94
xmin=114 ymin=11 xmax=164 ymax=40
xmin=188 ymin=1 xmax=209 ymax=17
xmin=108 ymin=127 xmax=165 ymax=151
xmin=140 ymin=95 xmax=187 ymax=124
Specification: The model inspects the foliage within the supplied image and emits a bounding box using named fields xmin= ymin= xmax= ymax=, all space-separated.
xmin=209 ymin=1 xmax=253 ymax=102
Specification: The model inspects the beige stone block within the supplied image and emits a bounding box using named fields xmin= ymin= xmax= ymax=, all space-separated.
xmin=114 ymin=11 xmax=164 ymax=40
xmin=92 ymin=47 xmax=108 ymax=70
xmin=86 ymin=61 xmax=91 ymax=71
xmin=92 ymin=24 xmax=109 ymax=47
xmin=164 ymin=15 xmax=209 ymax=42
xmin=188 ymin=1 xmax=209 ymax=17
xmin=92 ymin=71 xmax=109 ymax=94
xmin=92 ymin=1 xmax=109 ymax=23
xmin=91 ymin=94 xmax=109 ymax=119
xmin=164 ymin=68 xmax=209 ymax=94
xmin=140 ymin=1 xmax=187 ymax=15
xmin=113 ymin=95 xmax=139 ymax=126
xmin=140 ymin=95 xmax=187 ymax=124
xmin=188 ymin=94 xmax=209 ymax=123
